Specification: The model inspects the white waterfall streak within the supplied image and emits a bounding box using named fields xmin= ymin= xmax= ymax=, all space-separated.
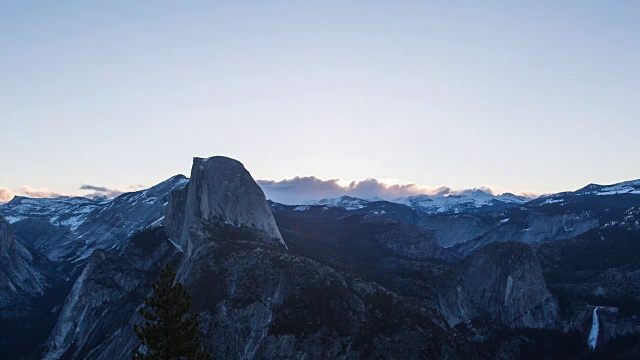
xmin=588 ymin=307 xmax=600 ymax=350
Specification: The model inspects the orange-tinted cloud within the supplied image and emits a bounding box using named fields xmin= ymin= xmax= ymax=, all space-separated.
xmin=0 ymin=184 xmax=147 ymax=203
xmin=0 ymin=186 xmax=16 ymax=203
xmin=16 ymin=186 xmax=69 ymax=198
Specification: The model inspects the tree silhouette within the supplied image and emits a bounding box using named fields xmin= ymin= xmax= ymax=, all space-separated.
xmin=133 ymin=263 xmax=210 ymax=360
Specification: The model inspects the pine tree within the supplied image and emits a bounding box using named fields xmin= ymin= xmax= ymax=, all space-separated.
xmin=133 ymin=263 xmax=210 ymax=360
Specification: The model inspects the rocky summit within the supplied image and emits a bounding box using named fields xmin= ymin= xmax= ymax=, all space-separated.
xmin=165 ymin=156 xmax=286 ymax=256
xmin=1 ymin=156 xmax=640 ymax=359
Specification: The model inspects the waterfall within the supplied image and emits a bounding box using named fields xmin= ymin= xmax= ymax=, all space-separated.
xmin=588 ymin=307 xmax=600 ymax=350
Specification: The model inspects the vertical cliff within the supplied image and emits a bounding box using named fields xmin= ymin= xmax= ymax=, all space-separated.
xmin=439 ymin=242 xmax=558 ymax=329
xmin=0 ymin=216 xmax=16 ymax=257
xmin=0 ymin=215 xmax=57 ymax=315
xmin=0 ymin=215 xmax=63 ymax=359
xmin=165 ymin=156 xmax=285 ymax=255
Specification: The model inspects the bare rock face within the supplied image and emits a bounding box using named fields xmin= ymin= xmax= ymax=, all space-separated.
xmin=455 ymin=212 xmax=598 ymax=256
xmin=417 ymin=214 xmax=492 ymax=248
xmin=439 ymin=242 xmax=558 ymax=329
xmin=165 ymin=156 xmax=285 ymax=255
xmin=0 ymin=215 xmax=57 ymax=316
xmin=593 ymin=309 xmax=640 ymax=345
xmin=362 ymin=215 xmax=459 ymax=262
xmin=0 ymin=216 xmax=63 ymax=359
xmin=42 ymin=227 xmax=181 ymax=360
xmin=0 ymin=215 xmax=28 ymax=315
xmin=0 ymin=216 xmax=16 ymax=256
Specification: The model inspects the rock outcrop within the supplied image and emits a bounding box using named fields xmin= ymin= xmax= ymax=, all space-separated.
xmin=439 ymin=242 xmax=558 ymax=329
xmin=165 ymin=156 xmax=285 ymax=255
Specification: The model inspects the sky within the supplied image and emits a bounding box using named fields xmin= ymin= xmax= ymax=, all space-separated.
xmin=1 ymin=1 xmax=639 ymax=203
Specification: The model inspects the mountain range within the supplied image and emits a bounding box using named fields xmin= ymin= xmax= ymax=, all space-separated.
xmin=1 ymin=156 xmax=639 ymax=359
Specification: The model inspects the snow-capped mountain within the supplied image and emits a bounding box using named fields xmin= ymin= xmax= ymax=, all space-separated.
xmin=308 ymin=195 xmax=370 ymax=210
xmin=0 ymin=175 xmax=189 ymax=268
xmin=575 ymin=179 xmax=640 ymax=196
xmin=393 ymin=189 xmax=530 ymax=215
xmin=530 ymin=178 xmax=640 ymax=207
xmin=495 ymin=192 xmax=531 ymax=203
xmin=0 ymin=196 xmax=108 ymax=230
xmin=304 ymin=191 xmax=532 ymax=215
xmin=304 ymin=179 xmax=640 ymax=215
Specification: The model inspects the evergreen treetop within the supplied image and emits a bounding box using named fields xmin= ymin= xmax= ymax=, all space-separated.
xmin=133 ymin=263 xmax=210 ymax=360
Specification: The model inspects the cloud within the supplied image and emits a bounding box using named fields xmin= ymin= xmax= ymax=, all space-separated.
xmin=257 ymin=176 xmax=491 ymax=205
xmin=0 ymin=185 xmax=70 ymax=202
xmin=0 ymin=187 xmax=16 ymax=203
xmin=17 ymin=186 xmax=68 ymax=198
xmin=0 ymin=183 xmax=148 ymax=203
xmin=79 ymin=184 xmax=110 ymax=192
xmin=79 ymin=184 xmax=145 ymax=199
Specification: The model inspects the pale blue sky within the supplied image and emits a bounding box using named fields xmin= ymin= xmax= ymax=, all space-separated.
xmin=1 ymin=1 xmax=638 ymax=200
